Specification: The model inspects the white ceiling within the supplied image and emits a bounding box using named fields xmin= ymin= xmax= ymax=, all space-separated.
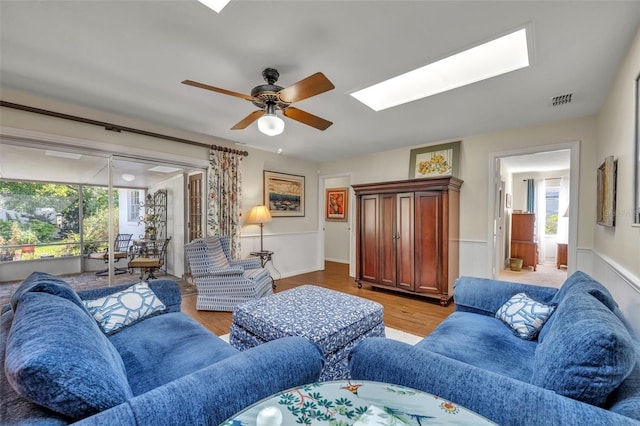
xmin=1 ymin=1 xmax=639 ymax=164
xmin=0 ymin=143 xmax=192 ymax=188
xmin=501 ymin=149 xmax=571 ymax=174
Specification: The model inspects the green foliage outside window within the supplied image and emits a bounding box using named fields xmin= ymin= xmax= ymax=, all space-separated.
xmin=546 ymin=213 xmax=558 ymax=235
xmin=0 ymin=181 xmax=119 ymax=261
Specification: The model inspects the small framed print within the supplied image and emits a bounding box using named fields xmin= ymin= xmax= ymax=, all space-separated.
xmin=325 ymin=188 xmax=348 ymax=221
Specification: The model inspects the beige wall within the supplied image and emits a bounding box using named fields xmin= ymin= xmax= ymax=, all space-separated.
xmin=320 ymin=115 xmax=598 ymax=250
xmin=594 ymin=26 xmax=640 ymax=279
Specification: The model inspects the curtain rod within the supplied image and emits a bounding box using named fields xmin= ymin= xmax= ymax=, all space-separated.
xmin=0 ymin=100 xmax=245 ymax=156
xmin=211 ymin=144 xmax=248 ymax=157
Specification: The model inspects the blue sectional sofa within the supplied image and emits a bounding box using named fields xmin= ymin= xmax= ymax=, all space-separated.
xmin=1 ymin=272 xmax=324 ymax=425
xmin=350 ymin=272 xmax=640 ymax=425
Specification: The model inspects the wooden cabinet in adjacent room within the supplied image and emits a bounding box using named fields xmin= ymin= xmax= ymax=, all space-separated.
xmin=510 ymin=213 xmax=538 ymax=271
xmin=353 ymin=177 xmax=462 ymax=306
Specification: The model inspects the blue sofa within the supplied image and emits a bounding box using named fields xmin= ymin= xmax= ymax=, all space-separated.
xmin=350 ymin=272 xmax=640 ymax=425
xmin=1 ymin=272 xmax=324 ymax=425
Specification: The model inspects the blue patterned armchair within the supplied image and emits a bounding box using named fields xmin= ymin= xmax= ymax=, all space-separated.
xmin=184 ymin=236 xmax=273 ymax=311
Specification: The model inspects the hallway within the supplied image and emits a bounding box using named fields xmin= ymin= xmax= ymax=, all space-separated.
xmin=498 ymin=262 xmax=567 ymax=288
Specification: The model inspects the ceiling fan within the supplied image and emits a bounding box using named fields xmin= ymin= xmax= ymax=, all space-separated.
xmin=182 ymin=68 xmax=335 ymax=136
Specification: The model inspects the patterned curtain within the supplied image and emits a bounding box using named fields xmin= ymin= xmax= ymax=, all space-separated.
xmin=207 ymin=148 xmax=243 ymax=258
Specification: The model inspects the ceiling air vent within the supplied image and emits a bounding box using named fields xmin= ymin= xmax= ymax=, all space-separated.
xmin=550 ymin=93 xmax=573 ymax=106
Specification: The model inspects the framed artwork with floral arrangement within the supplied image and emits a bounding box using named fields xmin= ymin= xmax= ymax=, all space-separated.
xmin=409 ymin=141 xmax=460 ymax=179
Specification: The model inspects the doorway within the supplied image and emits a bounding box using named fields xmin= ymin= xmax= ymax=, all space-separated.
xmin=319 ymin=174 xmax=353 ymax=275
xmin=489 ymin=142 xmax=579 ymax=287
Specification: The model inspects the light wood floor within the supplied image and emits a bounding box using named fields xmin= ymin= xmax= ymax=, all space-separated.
xmin=182 ymin=261 xmax=454 ymax=337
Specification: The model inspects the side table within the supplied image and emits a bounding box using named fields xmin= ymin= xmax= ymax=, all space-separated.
xmin=223 ymin=380 xmax=496 ymax=425
xmin=250 ymin=250 xmax=273 ymax=268
xmin=556 ymin=243 xmax=568 ymax=269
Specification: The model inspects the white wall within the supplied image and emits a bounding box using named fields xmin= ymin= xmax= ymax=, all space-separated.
xmin=594 ymin=26 xmax=640 ymax=282
xmin=590 ymin=26 xmax=640 ymax=333
xmin=238 ymin=147 xmax=321 ymax=278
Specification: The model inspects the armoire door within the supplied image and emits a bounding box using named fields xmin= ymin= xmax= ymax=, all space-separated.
xmin=379 ymin=194 xmax=397 ymax=287
xmin=396 ymin=192 xmax=415 ymax=290
xmin=360 ymin=194 xmax=379 ymax=282
xmin=414 ymin=191 xmax=442 ymax=293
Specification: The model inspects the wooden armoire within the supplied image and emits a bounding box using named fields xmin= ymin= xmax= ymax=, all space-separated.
xmin=353 ymin=177 xmax=462 ymax=306
xmin=510 ymin=213 xmax=538 ymax=271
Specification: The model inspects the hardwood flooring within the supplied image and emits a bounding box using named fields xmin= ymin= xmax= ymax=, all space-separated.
xmin=182 ymin=261 xmax=454 ymax=337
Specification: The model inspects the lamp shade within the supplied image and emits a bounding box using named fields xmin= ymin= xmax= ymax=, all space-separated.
xmin=246 ymin=205 xmax=272 ymax=224
xmin=258 ymin=114 xmax=285 ymax=136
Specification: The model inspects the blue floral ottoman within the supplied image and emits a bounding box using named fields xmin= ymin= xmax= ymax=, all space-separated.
xmin=229 ymin=285 xmax=385 ymax=380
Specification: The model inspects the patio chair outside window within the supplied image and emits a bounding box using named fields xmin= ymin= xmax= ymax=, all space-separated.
xmin=88 ymin=233 xmax=133 ymax=276
xmin=128 ymin=237 xmax=171 ymax=280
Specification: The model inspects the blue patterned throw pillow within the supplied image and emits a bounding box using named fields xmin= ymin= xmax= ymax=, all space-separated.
xmin=83 ymin=282 xmax=166 ymax=334
xmin=495 ymin=292 xmax=555 ymax=340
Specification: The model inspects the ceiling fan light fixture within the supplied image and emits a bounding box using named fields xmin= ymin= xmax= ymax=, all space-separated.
xmin=258 ymin=114 xmax=285 ymax=136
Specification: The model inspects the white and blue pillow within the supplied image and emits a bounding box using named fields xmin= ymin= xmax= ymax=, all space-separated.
xmin=83 ymin=282 xmax=166 ymax=334
xmin=495 ymin=292 xmax=555 ymax=340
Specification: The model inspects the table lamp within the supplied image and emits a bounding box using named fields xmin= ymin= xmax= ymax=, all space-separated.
xmin=245 ymin=205 xmax=272 ymax=252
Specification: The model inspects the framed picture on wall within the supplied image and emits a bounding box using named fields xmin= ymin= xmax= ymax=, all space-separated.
xmin=325 ymin=188 xmax=348 ymax=221
xmin=263 ymin=170 xmax=305 ymax=217
xmin=635 ymin=72 xmax=640 ymax=224
xmin=597 ymin=155 xmax=617 ymax=227
xmin=409 ymin=141 xmax=461 ymax=179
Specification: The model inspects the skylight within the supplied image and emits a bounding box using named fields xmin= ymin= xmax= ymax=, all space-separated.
xmin=45 ymin=150 xmax=82 ymax=159
xmin=197 ymin=0 xmax=231 ymax=13
xmin=350 ymin=28 xmax=530 ymax=111
xmin=149 ymin=166 xmax=181 ymax=173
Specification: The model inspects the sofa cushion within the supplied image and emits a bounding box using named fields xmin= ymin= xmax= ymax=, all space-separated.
xmin=82 ymin=281 xmax=166 ymax=334
xmin=1 ymin=306 xmax=70 ymax=425
xmin=495 ymin=293 xmax=555 ymax=340
xmin=10 ymin=271 xmax=87 ymax=312
xmin=531 ymin=291 xmax=635 ymax=407
xmin=551 ymin=271 xmax=617 ymax=310
xmin=108 ymin=312 xmax=239 ymax=395
xmin=418 ymin=311 xmax=537 ymax=382
xmin=5 ymin=292 xmax=133 ymax=420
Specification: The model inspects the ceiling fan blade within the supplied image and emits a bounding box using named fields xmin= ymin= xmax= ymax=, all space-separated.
xmin=283 ymin=107 xmax=333 ymax=131
xmin=278 ymin=72 xmax=335 ymax=103
xmin=231 ymin=110 xmax=264 ymax=130
xmin=182 ymin=79 xmax=255 ymax=101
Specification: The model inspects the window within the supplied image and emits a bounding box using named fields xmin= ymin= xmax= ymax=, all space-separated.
xmin=0 ymin=181 xmax=117 ymax=261
xmin=128 ymin=190 xmax=140 ymax=222
xmin=545 ymin=186 xmax=559 ymax=235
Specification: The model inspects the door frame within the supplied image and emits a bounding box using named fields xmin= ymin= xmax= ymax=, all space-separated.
xmin=318 ymin=173 xmax=354 ymax=275
xmin=487 ymin=141 xmax=580 ymax=278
